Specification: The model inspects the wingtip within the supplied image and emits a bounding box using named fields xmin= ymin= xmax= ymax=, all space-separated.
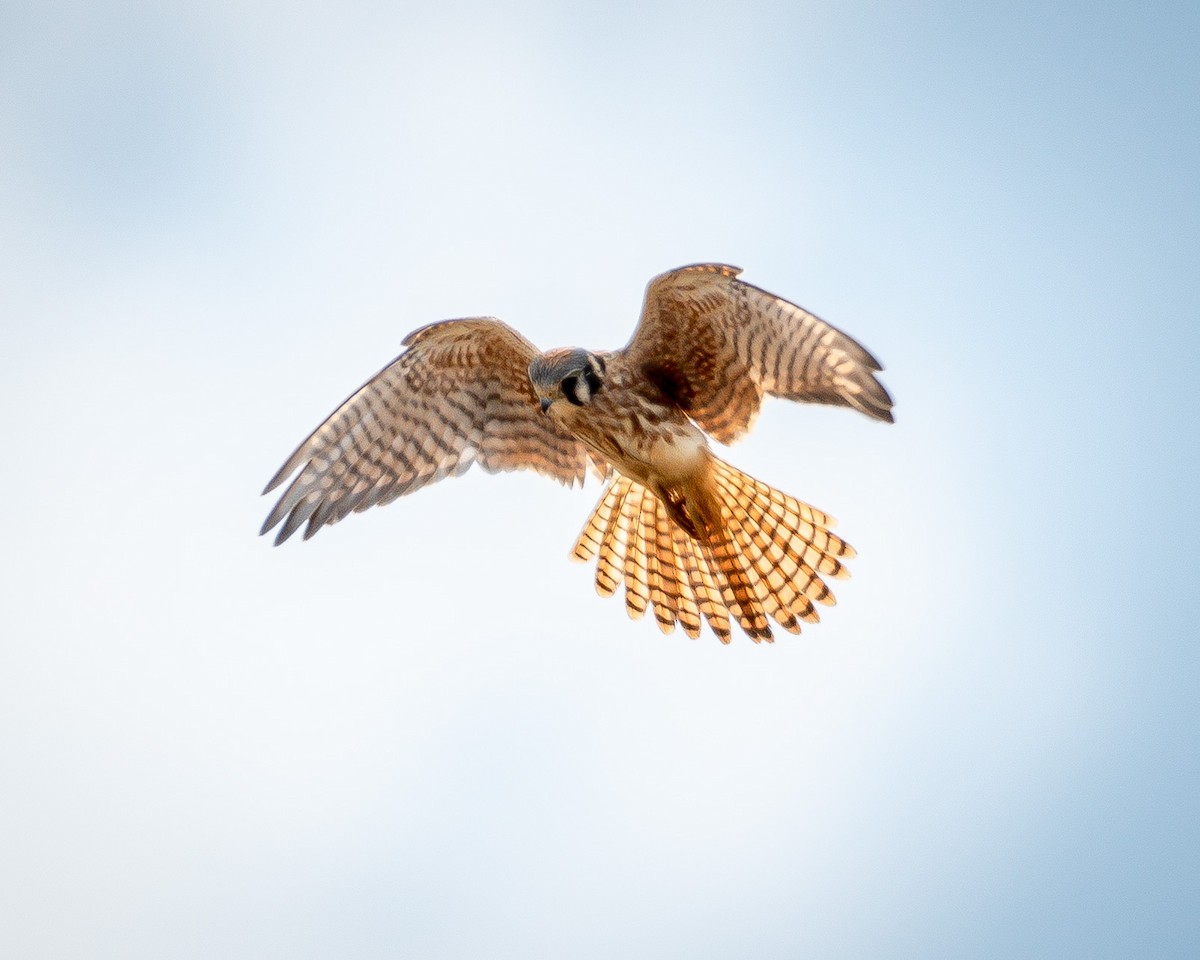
xmin=259 ymin=502 xmax=302 ymax=545
xmin=865 ymin=377 xmax=895 ymax=424
xmin=258 ymin=519 xmax=290 ymax=545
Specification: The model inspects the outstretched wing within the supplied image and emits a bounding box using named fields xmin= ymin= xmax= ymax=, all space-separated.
xmin=261 ymin=317 xmax=603 ymax=544
xmin=620 ymin=264 xmax=894 ymax=443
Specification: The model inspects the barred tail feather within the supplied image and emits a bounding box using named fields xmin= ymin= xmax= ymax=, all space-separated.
xmin=621 ymin=484 xmax=651 ymax=619
xmin=571 ymin=457 xmax=855 ymax=643
xmin=662 ymin=503 xmax=703 ymax=638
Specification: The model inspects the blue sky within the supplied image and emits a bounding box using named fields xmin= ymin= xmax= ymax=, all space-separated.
xmin=2 ymin=1 xmax=1197 ymax=957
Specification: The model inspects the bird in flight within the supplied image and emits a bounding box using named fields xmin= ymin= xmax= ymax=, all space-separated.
xmin=261 ymin=264 xmax=893 ymax=642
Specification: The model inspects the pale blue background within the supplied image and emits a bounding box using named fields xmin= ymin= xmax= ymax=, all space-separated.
xmin=2 ymin=2 xmax=1197 ymax=957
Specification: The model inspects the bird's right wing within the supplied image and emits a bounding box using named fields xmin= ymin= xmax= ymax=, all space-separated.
xmin=261 ymin=318 xmax=605 ymax=544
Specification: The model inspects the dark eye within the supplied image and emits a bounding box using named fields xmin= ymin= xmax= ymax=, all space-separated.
xmin=562 ymin=374 xmax=583 ymax=406
xmin=583 ymin=363 xmax=603 ymax=395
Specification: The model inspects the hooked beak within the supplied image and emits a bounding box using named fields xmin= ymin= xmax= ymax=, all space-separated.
xmin=539 ymin=397 xmax=552 ymax=414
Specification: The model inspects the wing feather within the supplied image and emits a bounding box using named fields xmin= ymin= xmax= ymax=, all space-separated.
xmin=262 ymin=317 xmax=602 ymax=544
xmin=621 ymin=264 xmax=894 ymax=442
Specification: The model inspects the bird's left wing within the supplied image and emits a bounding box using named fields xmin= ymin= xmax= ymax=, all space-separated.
xmin=620 ymin=264 xmax=894 ymax=443
xmin=261 ymin=318 xmax=604 ymax=544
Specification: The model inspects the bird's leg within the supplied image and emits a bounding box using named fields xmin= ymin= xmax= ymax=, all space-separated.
xmin=656 ymin=474 xmax=722 ymax=544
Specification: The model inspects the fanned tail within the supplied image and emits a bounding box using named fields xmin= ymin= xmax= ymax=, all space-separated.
xmin=571 ymin=457 xmax=854 ymax=643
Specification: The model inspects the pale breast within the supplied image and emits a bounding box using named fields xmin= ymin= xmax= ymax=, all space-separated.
xmin=646 ymin=424 xmax=708 ymax=482
xmin=553 ymin=383 xmax=708 ymax=486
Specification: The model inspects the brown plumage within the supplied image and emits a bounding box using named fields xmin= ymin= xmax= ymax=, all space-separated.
xmin=262 ymin=264 xmax=893 ymax=642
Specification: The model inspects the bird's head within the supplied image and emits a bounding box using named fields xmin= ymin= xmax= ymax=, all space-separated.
xmin=528 ymin=348 xmax=606 ymax=416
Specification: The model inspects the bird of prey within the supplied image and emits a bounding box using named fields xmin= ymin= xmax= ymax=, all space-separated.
xmin=261 ymin=264 xmax=893 ymax=642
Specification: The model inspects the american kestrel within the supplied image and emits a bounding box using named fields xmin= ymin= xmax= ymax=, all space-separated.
xmin=261 ymin=264 xmax=893 ymax=642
